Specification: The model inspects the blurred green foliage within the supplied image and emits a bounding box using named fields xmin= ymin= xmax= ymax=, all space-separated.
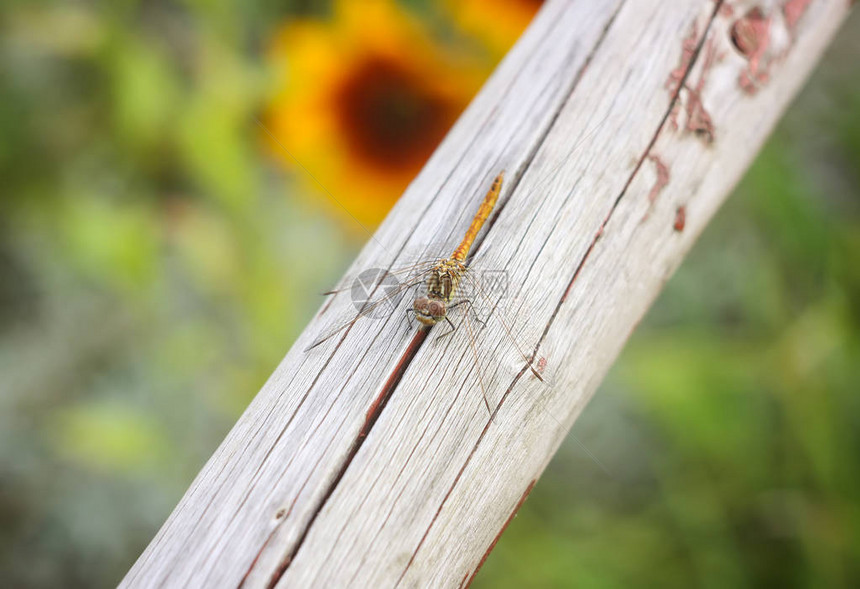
xmin=1 ymin=1 xmax=352 ymax=586
xmin=0 ymin=1 xmax=857 ymax=588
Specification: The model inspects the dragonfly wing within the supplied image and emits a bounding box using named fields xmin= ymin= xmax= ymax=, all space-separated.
xmin=320 ymin=259 xmax=439 ymax=296
xmin=305 ymin=272 xmax=428 ymax=351
xmin=458 ymin=269 xmax=549 ymax=385
xmin=461 ymin=305 xmax=495 ymax=419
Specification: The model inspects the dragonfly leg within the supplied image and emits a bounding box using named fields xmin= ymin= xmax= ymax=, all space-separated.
xmin=448 ymin=299 xmax=487 ymax=329
xmin=435 ymin=316 xmax=458 ymax=341
xmin=405 ymin=308 xmax=415 ymax=328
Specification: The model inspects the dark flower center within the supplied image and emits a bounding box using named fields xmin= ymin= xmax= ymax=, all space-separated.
xmin=333 ymin=56 xmax=456 ymax=172
xmin=511 ymin=0 xmax=544 ymax=16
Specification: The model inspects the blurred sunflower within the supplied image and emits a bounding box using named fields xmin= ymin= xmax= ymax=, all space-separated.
xmin=263 ymin=0 xmax=484 ymax=229
xmin=447 ymin=0 xmax=544 ymax=57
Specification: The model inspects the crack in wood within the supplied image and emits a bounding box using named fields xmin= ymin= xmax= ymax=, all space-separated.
xmin=262 ymin=330 xmax=428 ymax=589
xmin=557 ymin=0 xmax=724 ymax=307
xmin=643 ymin=154 xmax=671 ymax=221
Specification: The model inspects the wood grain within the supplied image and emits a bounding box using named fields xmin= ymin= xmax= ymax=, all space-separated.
xmin=121 ymin=0 xmax=852 ymax=587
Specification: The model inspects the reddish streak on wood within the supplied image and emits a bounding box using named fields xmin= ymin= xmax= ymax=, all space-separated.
xmin=239 ymin=529 xmax=281 ymax=588
xmin=260 ymin=329 xmax=428 ymax=588
xmin=734 ymin=0 xmax=815 ymax=95
xmin=459 ymin=572 xmax=469 ymax=589
xmin=684 ymin=38 xmax=721 ymax=141
xmin=643 ymin=155 xmax=670 ymax=220
xmin=667 ymin=23 xmax=698 ymax=95
xmin=674 ymin=205 xmax=687 ymax=232
xmin=666 ymin=21 xmax=721 ymax=142
xmin=732 ymin=8 xmax=772 ymax=94
xmin=784 ymin=0 xmax=813 ymax=32
xmin=666 ymin=23 xmax=699 ymax=130
xmin=464 ymin=479 xmax=537 ymax=587
xmin=730 ymin=0 xmax=814 ymax=96
xmin=560 ymin=1 xmax=723 ymax=309
xmin=362 ymin=329 xmax=427 ymax=438
xmin=559 ymin=226 xmax=601 ymax=304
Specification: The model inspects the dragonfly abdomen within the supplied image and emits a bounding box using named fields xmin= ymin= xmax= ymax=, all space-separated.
xmin=451 ymin=171 xmax=503 ymax=263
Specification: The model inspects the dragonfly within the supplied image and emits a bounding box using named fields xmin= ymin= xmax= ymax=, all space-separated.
xmin=305 ymin=171 xmax=546 ymax=416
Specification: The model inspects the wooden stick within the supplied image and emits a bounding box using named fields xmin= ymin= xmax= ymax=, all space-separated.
xmin=121 ymin=0 xmax=852 ymax=587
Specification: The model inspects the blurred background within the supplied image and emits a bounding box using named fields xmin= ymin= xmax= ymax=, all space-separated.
xmin=0 ymin=0 xmax=857 ymax=587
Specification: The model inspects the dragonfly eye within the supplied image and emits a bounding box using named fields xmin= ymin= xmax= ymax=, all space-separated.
xmin=413 ymin=297 xmax=446 ymax=325
xmin=413 ymin=297 xmax=430 ymax=316
xmin=428 ymin=300 xmax=445 ymax=318
xmin=413 ymin=297 xmax=437 ymax=326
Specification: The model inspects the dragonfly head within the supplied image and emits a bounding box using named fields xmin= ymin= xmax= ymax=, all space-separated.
xmin=413 ymin=296 xmax=446 ymax=326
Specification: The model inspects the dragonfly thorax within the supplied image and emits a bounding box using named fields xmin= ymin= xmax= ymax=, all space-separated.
xmin=413 ymin=258 xmax=465 ymax=326
xmin=427 ymin=258 xmax=465 ymax=300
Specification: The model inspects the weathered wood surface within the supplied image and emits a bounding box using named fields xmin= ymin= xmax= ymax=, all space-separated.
xmin=122 ymin=0 xmax=851 ymax=587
